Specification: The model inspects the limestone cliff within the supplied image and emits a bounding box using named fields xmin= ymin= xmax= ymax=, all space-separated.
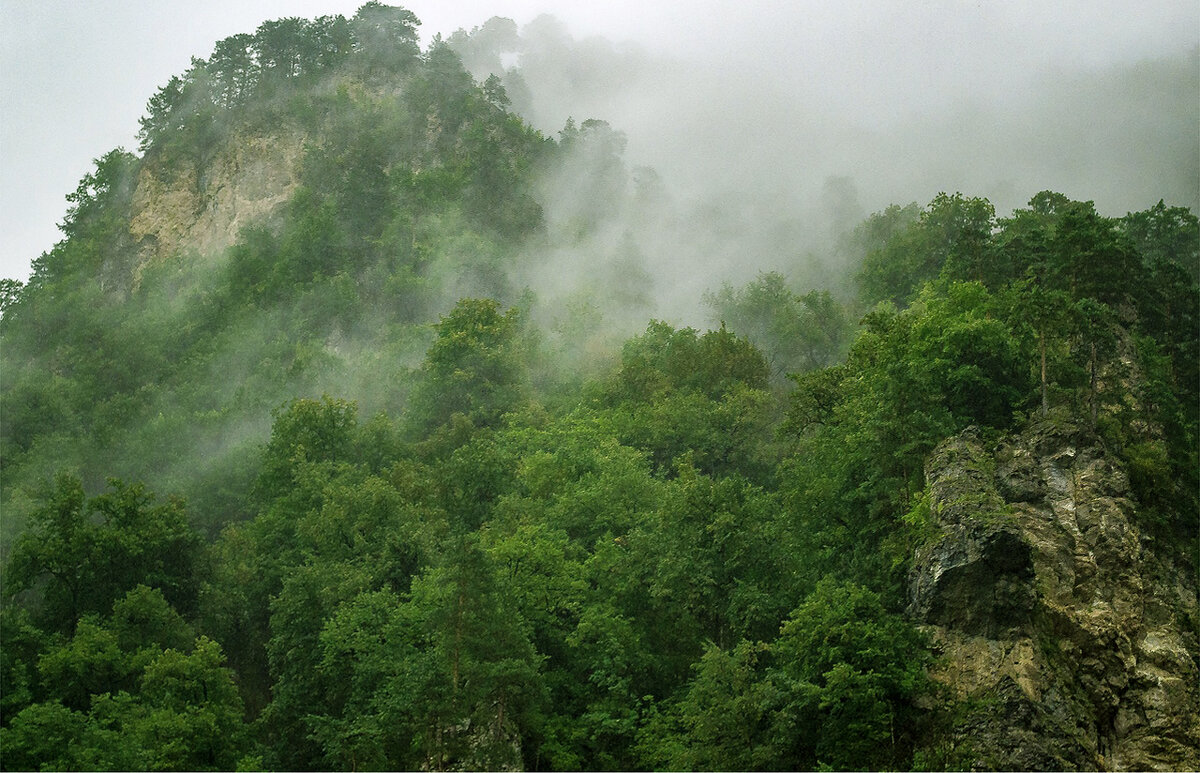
xmin=909 ymin=415 xmax=1200 ymax=770
xmin=128 ymin=128 xmax=305 ymax=272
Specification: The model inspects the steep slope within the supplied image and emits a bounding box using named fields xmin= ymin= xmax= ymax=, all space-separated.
xmin=0 ymin=11 xmax=556 ymax=538
xmin=910 ymin=417 xmax=1200 ymax=770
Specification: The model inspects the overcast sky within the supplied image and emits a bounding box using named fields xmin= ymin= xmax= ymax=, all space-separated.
xmin=2 ymin=0 xmax=1197 ymax=282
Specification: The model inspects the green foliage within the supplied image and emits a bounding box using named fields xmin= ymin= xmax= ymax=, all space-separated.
xmin=636 ymin=465 xmax=795 ymax=649
xmin=704 ymin=272 xmax=854 ymax=380
xmin=309 ymin=589 xmax=421 ymax=769
xmin=665 ymin=640 xmax=780 ymax=771
xmin=779 ymin=282 xmax=1031 ymax=599
xmin=57 ymin=149 xmax=141 ymax=250
xmin=408 ymin=298 xmax=532 ymax=435
xmin=858 ymin=193 xmax=994 ymax=305
xmin=597 ymin=321 xmax=780 ymax=482
xmin=408 ymin=535 xmax=546 ymax=769
xmin=137 ymin=4 xmax=418 ymax=156
xmin=0 ymin=278 xmax=22 ymax=317
xmin=256 ymin=395 xmax=359 ymax=498
xmin=2 ymin=2 xmax=557 ymax=543
xmin=0 ymin=589 xmax=247 ymax=771
xmin=133 ymin=637 xmax=248 ymax=770
xmin=550 ymin=118 xmax=629 ymax=234
xmin=352 ymin=2 xmax=421 ymax=77
xmin=613 ymin=320 xmax=769 ymax=403
xmin=640 ymin=581 xmax=933 ymax=771
xmin=1 ymin=3 xmax=1195 ymax=767
xmin=4 ymin=475 xmax=202 ymax=632
xmin=0 ymin=607 xmax=43 ymax=721
xmin=909 ymin=283 xmax=1029 ymax=429
xmin=1051 ymin=201 xmax=1139 ymax=306
xmin=1121 ymin=199 xmax=1200 ymax=281
xmin=0 ymin=701 xmax=91 ymax=771
xmin=770 ymin=580 xmax=933 ymax=769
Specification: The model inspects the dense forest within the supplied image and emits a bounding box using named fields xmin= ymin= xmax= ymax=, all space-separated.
xmin=1 ymin=5 xmax=1197 ymax=770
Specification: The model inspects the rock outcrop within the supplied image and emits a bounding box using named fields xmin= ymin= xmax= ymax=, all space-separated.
xmin=129 ymin=128 xmax=304 ymax=272
xmin=909 ymin=416 xmax=1200 ymax=770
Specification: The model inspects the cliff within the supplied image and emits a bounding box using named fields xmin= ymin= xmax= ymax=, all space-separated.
xmin=910 ymin=416 xmax=1200 ymax=770
xmin=128 ymin=127 xmax=305 ymax=271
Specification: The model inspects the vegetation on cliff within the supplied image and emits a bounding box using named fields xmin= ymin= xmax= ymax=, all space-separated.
xmin=1 ymin=5 xmax=1196 ymax=770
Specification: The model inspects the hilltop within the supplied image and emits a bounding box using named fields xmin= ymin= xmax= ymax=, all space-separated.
xmin=1 ymin=5 xmax=1197 ymax=770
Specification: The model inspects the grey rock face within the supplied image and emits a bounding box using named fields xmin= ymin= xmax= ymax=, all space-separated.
xmin=909 ymin=418 xmax=1200 ymax=771
xmin=910 ymin=522 xmax=1035 ymax=639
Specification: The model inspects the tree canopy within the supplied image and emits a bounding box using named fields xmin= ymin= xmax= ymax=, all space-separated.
xmin=1 ymin=5 xmax=1196 ymax=768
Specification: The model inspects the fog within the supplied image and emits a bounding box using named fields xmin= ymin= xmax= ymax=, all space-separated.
xmin=446 ymin=8 xmax=1198 ymax=324
xmin=1 ymin=0 xmax=1195 ymax=540
xmin=490 ymin=9 xmax=1198 ymax=218
xmin=1 ymin=0 xmax=1196 ymax=283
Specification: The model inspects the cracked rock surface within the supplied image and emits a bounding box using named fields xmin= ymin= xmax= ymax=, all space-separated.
xmin=909 ymin=419 xmax=1199 ymax=770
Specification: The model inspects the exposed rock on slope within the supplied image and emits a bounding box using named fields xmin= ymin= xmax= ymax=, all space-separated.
xmin=129 ymin=128 xmax=304 ymax=268
xmin=910 ymin=416 xmax=1200 ymax=770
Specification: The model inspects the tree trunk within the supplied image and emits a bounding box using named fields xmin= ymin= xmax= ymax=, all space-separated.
xmin=1089 ymin=339 xmax=1098 ymax=429
xmin=452 ymin=590 xmax=464 ymax=693
xmin=1040 ymin=330 xmax=1049 ymax=417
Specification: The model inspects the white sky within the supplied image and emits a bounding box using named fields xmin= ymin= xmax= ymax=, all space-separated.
xmin=1 ymin=0 xmax=1197 ymax=282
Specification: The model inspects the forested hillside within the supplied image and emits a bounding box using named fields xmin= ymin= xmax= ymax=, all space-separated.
xmin=1 ymin=5 xmax=1197 ymax=770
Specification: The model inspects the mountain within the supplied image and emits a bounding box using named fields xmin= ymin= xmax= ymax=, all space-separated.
xmin=1 ymin=5 xmax=1197 ymax=770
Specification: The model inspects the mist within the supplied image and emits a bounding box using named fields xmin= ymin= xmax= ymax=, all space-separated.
xmin=499 ymin=3 xmax=1199 ymax=224
xmin=3 ymin=1 xmax=1196 ymax=285
xmin=503 ymin=10 xmax=1197 ymax=215
xmin=1 ymin=1 xmax=1195 ymax=532
xmin=445 ymin=7 xmax=1198 ymax=327
xmin=2 ymin=7 xmax=1197 ymax=769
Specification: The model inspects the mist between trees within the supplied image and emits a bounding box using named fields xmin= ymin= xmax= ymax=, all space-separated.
xmin=0 ymin=4 xmax=1197 ymax=771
